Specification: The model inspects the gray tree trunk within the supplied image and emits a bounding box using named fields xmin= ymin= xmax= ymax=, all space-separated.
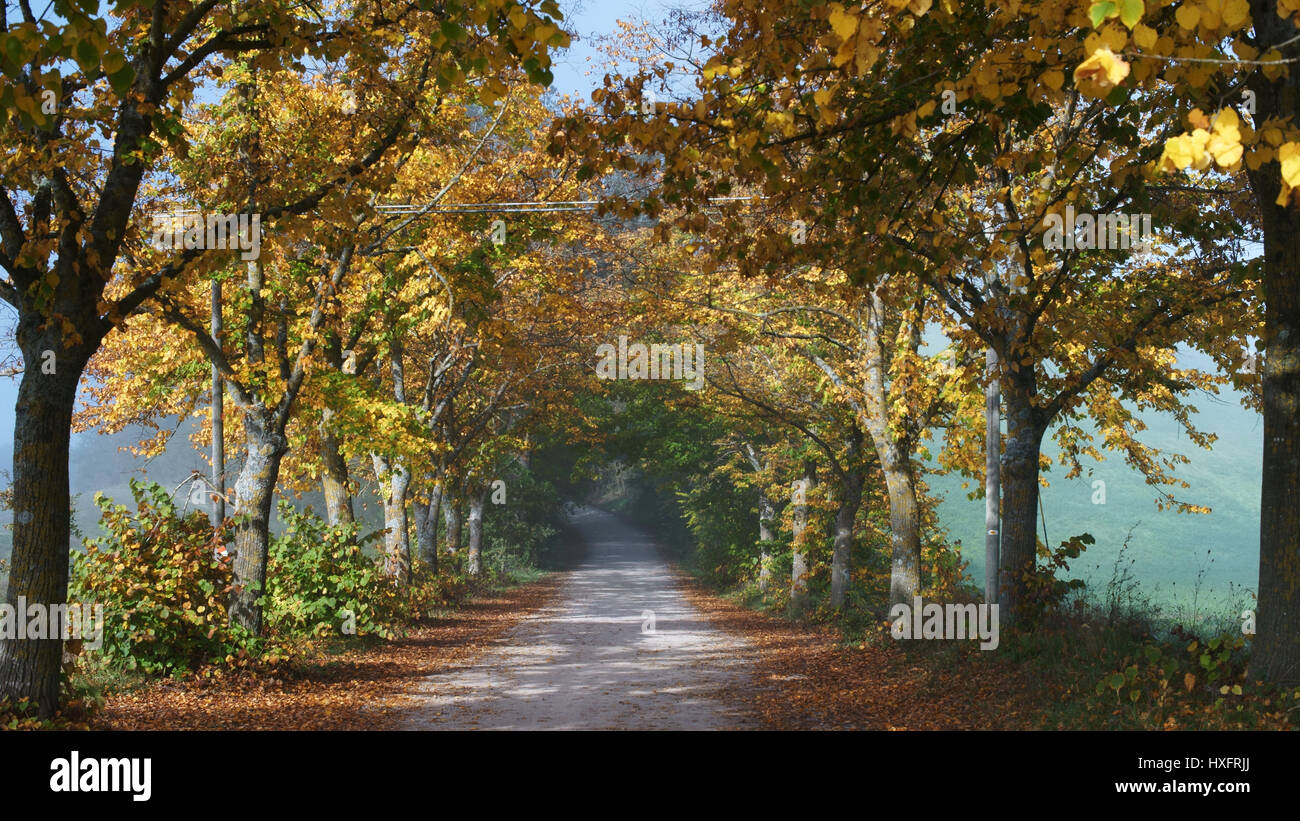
xmin=415 ymin=481 xmax=443 ymax=573
xmin=984 ymin=346 xmax=1001 ymax=606
xmin=1244 ymin=29 xmax=1300 ymax=681
xmin=211 ymin=279 xmax=226 ymax=526
xmin=857 ymin=286 xmax=924 ymax=607
xmin=229 ymin=412 xmax=288 ymax=636
xmin=878 ymin=448 xmax=921 ymax=607
xmin=830 ymin=469 xmax=863 ymax=610
xmin=372 ymin=454 xmax=411 ymax=584
xmin=320 ymin=412 xmax=354 ymax=528
xmin=996 ymin=364 xmax=1046 ymax=627
xmin=790 ymin=462 xmax=815 ymax=618
xmin=757 ymin=490 xmax=775 ymax=592
xmin=444 ymin=488 xmax=463 ymax=555
xmin=466 ymin=486 xmax=487 ymax=576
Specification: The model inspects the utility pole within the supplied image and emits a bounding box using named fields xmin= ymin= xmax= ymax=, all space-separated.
xmin=210 ymin=278 xmax=225 ymax=526
xmin=984 ymin=346 xmax=1000 ymax=605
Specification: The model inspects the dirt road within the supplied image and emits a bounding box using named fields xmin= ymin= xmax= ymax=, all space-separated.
xmin=402 ymin=507 xmax=759 ymax=730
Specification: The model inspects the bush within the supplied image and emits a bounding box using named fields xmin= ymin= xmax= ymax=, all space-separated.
xmin=70 ymin=479 xmax=246 ymax=675
xmin=1018 ymin=533 xmax=1092 ymax=627
xmin=264 ymin=502 xmax=401 ymax=638
xmin=1080 ymin=632 xmax=1299 ymax=729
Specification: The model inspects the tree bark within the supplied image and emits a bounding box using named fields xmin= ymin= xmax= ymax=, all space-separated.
xmin=861 ymin=290 xmax=923 ymax=608
xmin=1251 ymin=210 xmax=1300 ymax=685
xmin=985 ymin=347 xmax=1001 ymax=605
xmin=743 ymin=443 xmax=775 ymax=593
xmin=879 ymin=447 xmax=921 ymax=607
xmin=320 ymin=412 xmax=354 ymax=528
xmin=757 ymin=489 xmax=775 ymax=592
xmin=466 ymin=486 xmax=487 ymax=576
xmin=229 ymin=412 xmax=288 ymax=636
xmin=790 ymin=462 xmax=815 ymax=618
xmin=444 ymin=488 xmax=463 ymax=556
xmin=415 ymin=481 xmax=443 ymax=574
xmin=996 ymin=363 xmax=1046 ymax=626
xmin=372 ymin=454 xmax=412 ymax=584
xmin=0 ymin=337 xmax=87 ymax=716
xmin=1244 ymin=32 xmax=1300 ymax=682
xmin=830 ymin=469 xmax=863 ymax=610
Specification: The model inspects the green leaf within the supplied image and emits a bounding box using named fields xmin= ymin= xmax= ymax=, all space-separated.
xmin=1119 ymin=0 xmax=1144 ymax=29
xmin=1088 ymin=1 xmax=1118 ymax=28
xmin=74 ymin=39 xmax=99 ymax=74
xmin=108 ymin=62 xmax=134 ymax=95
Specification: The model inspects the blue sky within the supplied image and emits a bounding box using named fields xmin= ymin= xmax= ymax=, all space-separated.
xmin=551 ymin=0 xmax=679 ymax=98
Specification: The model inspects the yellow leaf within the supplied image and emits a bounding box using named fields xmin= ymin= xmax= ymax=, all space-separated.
xmin=1211 ymin=106 xmax=1240 ymax=138
xmin=1208 ymin=135 xmax=1243 ymax=168
xmin=1176 ymin=4 xmax=1201 ymax=30
xmin=828 ymin=5 xmax=860 ymax=41
xmin=1158 ymin=133 xmax=1201 ymax=172
xmin=1132 ymin=23 xmax=1158 ymax=49
xmin=1073 ymin=47 xmax=1130 ymax=96
xmin=1276 ymin=142 xmax=1300 ymax=205
xmin=1280 ymin=142 xmax=1300 ymax=188
xmin=1223 ymin=0 xmax=1251 ymax=27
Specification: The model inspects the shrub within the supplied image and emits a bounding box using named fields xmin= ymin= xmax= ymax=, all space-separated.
xmin=1018 ymin=533 xmax=1092 ymax=627
xmin=70 ymin=479 xmax=246 ymax=675
xmin=264 ymin=502 xmax=403 ymax=638
xmin=1083 ymin=632 xmax=1298 ymax=729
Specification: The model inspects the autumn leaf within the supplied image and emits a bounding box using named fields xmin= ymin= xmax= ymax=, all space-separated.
xmin=1073 ymin=47 xmax=1130 ymax=97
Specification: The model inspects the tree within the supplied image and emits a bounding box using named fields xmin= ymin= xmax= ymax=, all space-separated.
xmin=563 ymin=0 xmax=1257 ymax=630
xmin=1075 ymin=0 xmax=1300 ymax=684
xmin=0 ymin=0 xmax=569 ymax=713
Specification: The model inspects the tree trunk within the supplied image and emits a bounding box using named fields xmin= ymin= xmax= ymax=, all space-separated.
xmin=996 ymin=364 xmax=1046 ymax=627
xmin=1245 ymin=71 xmax=1300 ymax=681
xmin=0 ymin=339 xmax=87 ymax=716
xmin=444 ymin=488 xmax=462 ymax=555
xmin=860 ymin=287 xmax=922 ymax=607
xmin=415 ymin=481 xmax=443 ymax=574
xmin=466 ymin=486 xmax=487 ymax=576
xmin=757 ymin=489 xmax=775 ymax=592
xmin=320 ymin=411 xmax=354 ymax=528
xmin=229 ymin=413 xmax=288 ymax=636
xmin=790 ymin=462 xmax=815 ymax=618
xmin=985 ymin=347 xmax=1001 ymax=605
xmin=879 ymin=447 xmax=921 ymax=607
xmin=830 ymin=470 xmax=863 ymax=610
xmin=372 ymin=454 xmax=411 ymax=585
